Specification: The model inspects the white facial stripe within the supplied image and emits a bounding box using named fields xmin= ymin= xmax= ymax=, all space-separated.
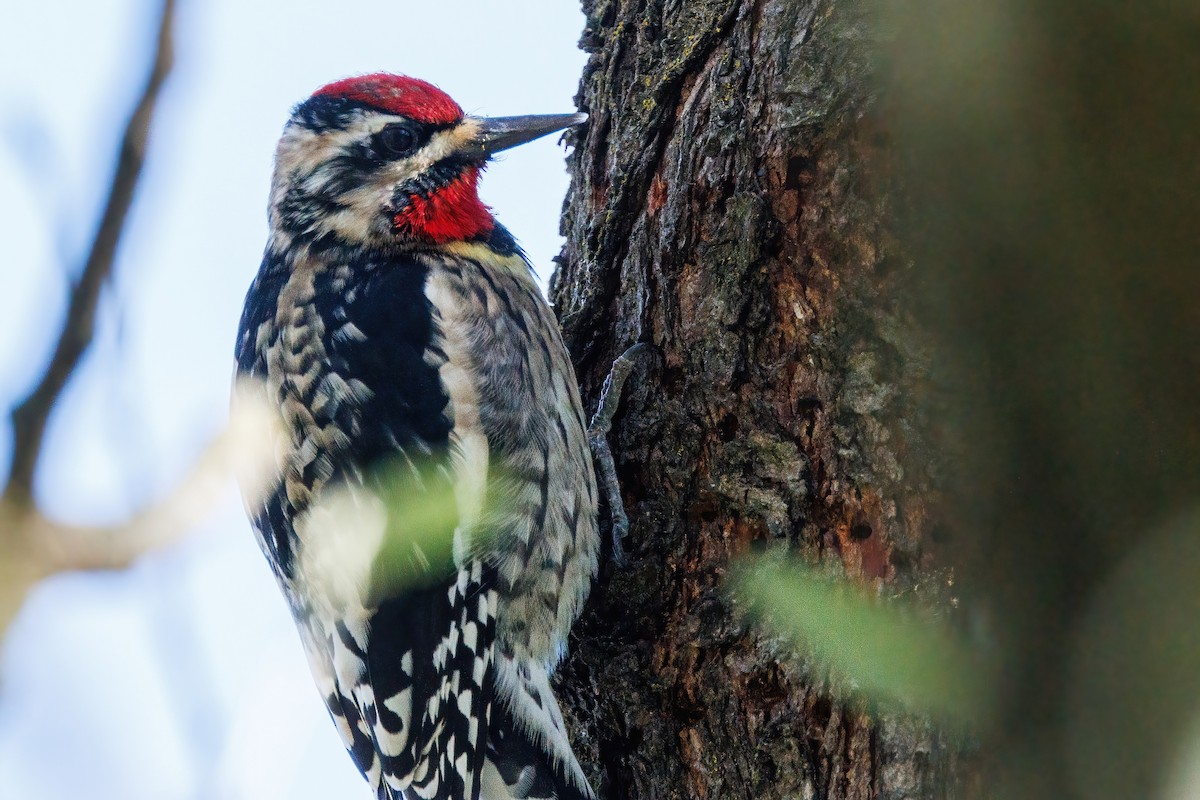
xmin=269 ymin=112 xmax=479 ymax=245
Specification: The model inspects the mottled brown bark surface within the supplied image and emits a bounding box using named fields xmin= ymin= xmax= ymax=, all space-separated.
xmin=550 ymin=1 xmax=969 ymax=797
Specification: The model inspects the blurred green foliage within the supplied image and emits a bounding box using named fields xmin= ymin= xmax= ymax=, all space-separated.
xmin=735 ymin=557 xmax=990 ymax=726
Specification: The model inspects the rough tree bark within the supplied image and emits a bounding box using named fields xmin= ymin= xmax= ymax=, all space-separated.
xmin=550 ymin=1 xmax=971 ymax=797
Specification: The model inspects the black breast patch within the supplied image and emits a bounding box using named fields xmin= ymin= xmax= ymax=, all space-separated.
xmin=236 ymin=245 xmax=461 ymax=593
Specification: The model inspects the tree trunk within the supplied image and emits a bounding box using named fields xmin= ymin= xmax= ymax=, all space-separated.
xmin=550 ymin=1 xmax=971 ymax=797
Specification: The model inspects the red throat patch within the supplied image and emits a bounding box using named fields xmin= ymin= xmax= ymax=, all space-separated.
xmin=393 ymin=167 xmax=494 ymax=243
xmin=313 ymin=73 xmax=462 ymax=125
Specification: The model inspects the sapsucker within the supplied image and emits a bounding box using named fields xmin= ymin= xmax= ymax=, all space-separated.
xmin=234 ymin=74 xmax=598 ymax=800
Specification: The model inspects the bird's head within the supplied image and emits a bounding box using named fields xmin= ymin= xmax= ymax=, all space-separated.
xmin=268 ymin=73 xmax=585 ymax=248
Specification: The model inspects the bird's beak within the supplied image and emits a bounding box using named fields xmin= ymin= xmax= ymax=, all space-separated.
xmin=466 ymin=113 xmax=588 ymax=158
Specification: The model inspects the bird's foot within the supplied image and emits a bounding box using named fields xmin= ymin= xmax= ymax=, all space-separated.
xmin=587 ymin=343 xmax=651 ymax=568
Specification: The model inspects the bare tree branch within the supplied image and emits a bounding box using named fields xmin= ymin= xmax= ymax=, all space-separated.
xmin=4 ymin=0 xmax=176 ymax=507
xmin=0 ymin=0 xmax=246 ymax=642
xmin=0 ymin=388 xmax=281 ymax=637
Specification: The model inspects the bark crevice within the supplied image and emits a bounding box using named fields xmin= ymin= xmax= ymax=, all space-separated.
xmin=554 ymin=1 xmax=968 ymax=797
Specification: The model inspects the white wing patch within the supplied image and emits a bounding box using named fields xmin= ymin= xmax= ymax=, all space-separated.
xmin=294 ymin=485 xmax=388 ymax=614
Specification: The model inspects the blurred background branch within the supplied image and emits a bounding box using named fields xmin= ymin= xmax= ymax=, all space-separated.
xmin=0 ymin=399 xmax=277 ymax=633
xmin=5 ymin=0 xmax=175 ymax=509
xmin=0 ymin=0 xmax=262 ymax=641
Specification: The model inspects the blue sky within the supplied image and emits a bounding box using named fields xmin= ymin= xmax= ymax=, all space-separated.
xmin=0 ymin=1 xmax=587 ymax=797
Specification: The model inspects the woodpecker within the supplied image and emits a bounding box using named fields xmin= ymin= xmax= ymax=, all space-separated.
xmin=234 ymin=74 xmax=598 ymax=800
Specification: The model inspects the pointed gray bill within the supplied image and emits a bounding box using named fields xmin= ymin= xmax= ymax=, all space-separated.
xmin=468 ymin=113 xmax=588 ymax=156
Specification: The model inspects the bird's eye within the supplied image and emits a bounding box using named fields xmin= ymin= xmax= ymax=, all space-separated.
xmin=378 ymin=124 xmax=420 ymax=158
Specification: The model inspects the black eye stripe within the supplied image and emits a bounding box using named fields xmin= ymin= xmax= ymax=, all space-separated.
xmin=373 ymin=120 xmax=455 ymax=159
